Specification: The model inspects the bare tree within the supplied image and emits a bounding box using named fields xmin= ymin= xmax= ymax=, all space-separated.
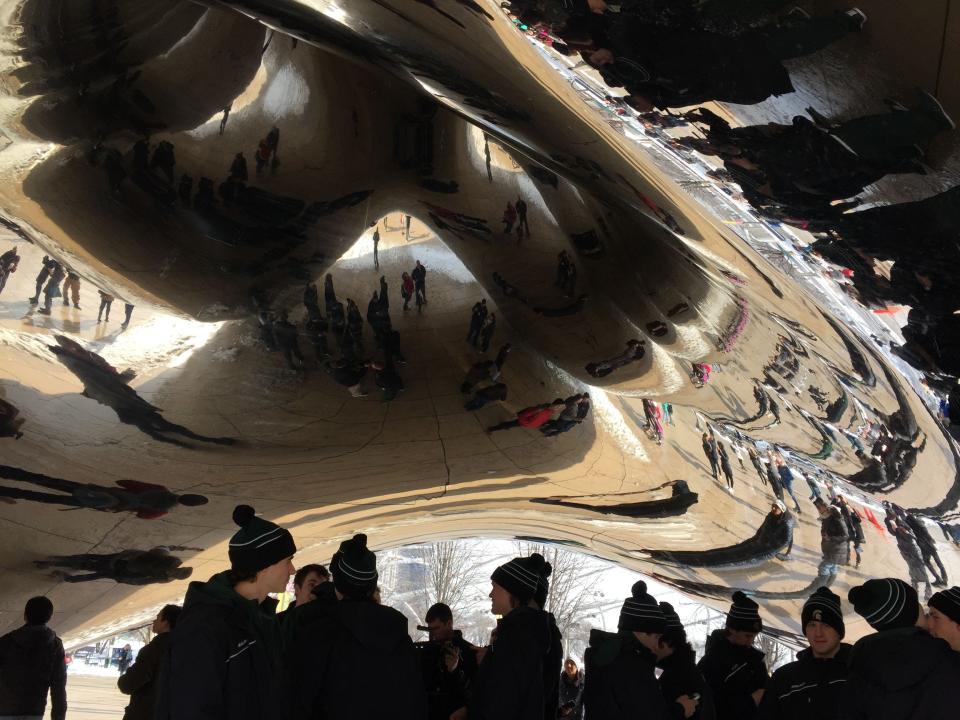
xmin=412 ymin=540 xmax=486 ymax=617
xmin=757 ymin=632 xmax=795 ymax=672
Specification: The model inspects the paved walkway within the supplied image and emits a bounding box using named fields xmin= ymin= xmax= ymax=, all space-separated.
xmin=46 ymin=672 xmax=127 ymax=719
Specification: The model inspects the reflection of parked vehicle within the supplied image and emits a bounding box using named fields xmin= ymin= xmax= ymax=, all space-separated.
xmin=71 ymin=646 xmax=98 ymax=663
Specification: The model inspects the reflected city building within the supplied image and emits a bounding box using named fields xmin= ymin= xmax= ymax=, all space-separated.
xmin=0 ymin=0 xmax=957 ymax=648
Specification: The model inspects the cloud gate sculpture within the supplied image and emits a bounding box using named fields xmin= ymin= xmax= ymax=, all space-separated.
xmin=0 ymin=0 xmax=958 ymax=648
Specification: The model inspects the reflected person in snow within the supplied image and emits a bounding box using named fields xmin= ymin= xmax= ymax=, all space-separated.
xmin=34 ymin=547 xmax=193 ymax=585
xmin=643 ymin=500 xmax=794 ymax=567
xmin=48 ymin=335 xmax=236 ymax=448
xmin=532 ymin=479 xmax=698 ymax=519
xmin=0 ymin=465 xmax=208 ymax=518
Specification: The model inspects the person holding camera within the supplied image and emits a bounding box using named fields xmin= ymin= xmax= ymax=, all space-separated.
xmin=418 ymin=602 xmax=478 ymax=720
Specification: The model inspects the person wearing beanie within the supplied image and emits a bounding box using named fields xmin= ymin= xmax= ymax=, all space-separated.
xmin=927 ymin=585 xmax=960 ymax=651
xmin=286 ymin=534 xmax=426 ymax=720
xmin=757 ymin=587 xmax=851 ymax=720
xmin=532 ymin=561 xmax=564 ymax=720
xmin=158 ymin=505 xmax=296 ymax=720
xmin=654 ymin=601 xmax=715 ymax=720
xmin=697 ymin=592 xmax=768 ymax=720
xmin=469 ymin=554 xmax=554 ymax=720
xmin=843 ymin=578 xmax=960 ymax=719
xmin=584 ymin=581 xmax=677 ymax=720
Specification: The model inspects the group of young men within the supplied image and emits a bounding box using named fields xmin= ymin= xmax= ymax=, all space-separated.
xmin=6 ymin=504 xmax=958 ymax=720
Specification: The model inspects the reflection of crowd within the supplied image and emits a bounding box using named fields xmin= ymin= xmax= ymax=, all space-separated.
xmin=506 ymin=1 xmax=960 ymax=431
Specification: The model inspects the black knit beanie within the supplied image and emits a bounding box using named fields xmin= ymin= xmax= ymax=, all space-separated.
xmin=491 ymin=553 xmax=547 ymax=603
xmin=802 ymin=587 xmax=845 ymax=638
xmin=659 ymin=601 xmax=684 ymax=633
xmin=228 ymin=505 xmax=296 ymax=574
xmin=726 ymin=591 xmax=762 ymax=633
xmin=618 ymin=581 xmax=666 ymax=633
xmin=331 ymin=534 xmax=378 ymax=599
xmin=534 ymin=560 xmax=552 ymax=610
xmin=848 ymin=578 xmax=919 ymax=631
xmin=928 ymin=586 xmax=960 ymax=624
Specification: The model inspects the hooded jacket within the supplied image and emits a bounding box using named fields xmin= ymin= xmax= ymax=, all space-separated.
xmin=842 ymin=627 xmax=960 ymax=720
xmin=757 ymin=644 xmax=851 ymax=720
xmin=697 ymin=630 xmax=768 ymax=720
xmin=658 ymin=642 xmax=715 ymax=720
xmin=0 ymin=623 xmax=67 ymax=720
xmin=583 ymin=629 xmax=668 ymax=720
xmin=469 ymin=606 xmax=552 ymax=720
xmin=287 ymin=597 xmax=426 ymax=720
xmin=118 ymin=631 xmax=172 ymax=720
xmin=156 ymin=572 xmax=285 ymax=720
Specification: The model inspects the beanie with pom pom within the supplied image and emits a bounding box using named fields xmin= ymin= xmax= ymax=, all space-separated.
xmin=492 ymin=553 xmax=547 ymax=603
xmin=618 ymin=580 xmax=666 ymax=633
xmin=534 ymin=560 xmax=553 ymax=609
xmin=228 ymin=504 xmax=296 ymax=574
xmin=726 ymin=591 xmax=762 ymax=633
xmin=331 ymin=533 xmax=379 ymax=600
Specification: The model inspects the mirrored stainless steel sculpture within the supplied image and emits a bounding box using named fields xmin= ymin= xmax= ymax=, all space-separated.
xmin=0 ymin=0 xmax=957 ymax=646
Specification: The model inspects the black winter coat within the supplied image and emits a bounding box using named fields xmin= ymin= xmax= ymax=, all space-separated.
xmin=156 ymin=572 xmax=285 ymax=720
xmin=0 ymin=623 xmax=67 ymax=720
xmin=842 ymin=627 xmax=960 ymax=720
xmin=287 ymin=597 xmax=426 ymax=720
xmin=697 ymin=630 xmax=768 ymax=720
xmin=658 ymin=642 xmax=715 ymax=720
xmin=558 ymin=670 xmax=584 ymax=720
xmin=543 ymin=612 xmax=563 ymax=720
xmin=583 ymin=629 xmax=668 ymax=720
xmin=757 ymin=644 xmax=851 ymax=720
xmin=469 ymin=606 xmax=552 ymax=720
xmin=118 ymin=631 xmax=172 ymax=720
xmin=417 ymin=630 xmax=477 ymax=720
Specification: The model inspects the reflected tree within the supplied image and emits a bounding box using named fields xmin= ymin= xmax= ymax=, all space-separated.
xmin=413 ymin=540 xmax=486 ymax=616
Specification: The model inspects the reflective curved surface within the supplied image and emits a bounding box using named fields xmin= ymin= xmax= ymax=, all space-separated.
xmin=0 ymin=0 xmax=958 ymax=645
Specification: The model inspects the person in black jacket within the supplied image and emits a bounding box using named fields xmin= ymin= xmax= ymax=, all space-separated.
xmin=758 ymin=588 xmax=850 ymax=720
xmin=286 ymin=533 xmax=426 ymax=720
xmin=927 ymin=585 xmax=960 ymax=652
xmin=118 ymin=604 xmax=180 ymax=720
xmin=274 ymin=564 xmax=329 ymax=625
xmin=834 ymin=496 xmax=864 ymax=567
xmin=583 ymin=581 xmax=676 ymax=720
xmin=157 ymin=505 xmax=296 ymax=720
xmin=0 ymin=596 xmax=66 ymax=720
xmin=533 ymin=561 xmax=563 ymax=720
xmin=844 ymin=578 xmax=960 ymax=719
xmin=655 ymin=602 xmax=714 ymax=720
xmin=469 ymin=553 xmax=553 ymax=720
xmin=558 ymin=658 xmax=584 ymax=720
xmin=697 ymin=592 xmax=768 ymax=720
xmin=418 ymin=602 xmax=478 ymax=720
